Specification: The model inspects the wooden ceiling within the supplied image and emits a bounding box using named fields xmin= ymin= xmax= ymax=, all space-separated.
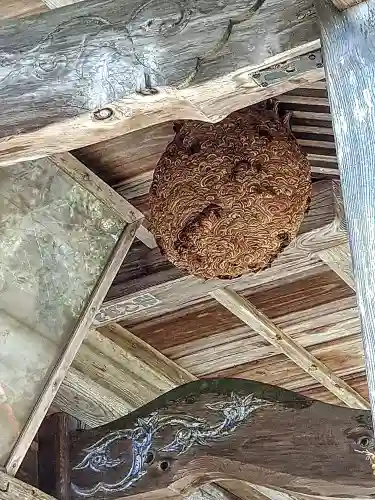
xmin=1 ymin=0 xmax=372 ymax=499
xmin=0 ymin=0 xmax=366 ymax=417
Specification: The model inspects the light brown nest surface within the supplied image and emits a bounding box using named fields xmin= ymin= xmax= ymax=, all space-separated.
xmin=149 ymin=104 xmax=311 ymax=279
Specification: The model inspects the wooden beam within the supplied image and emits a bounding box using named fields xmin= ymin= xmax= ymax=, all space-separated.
xmin=96 ymin=180 xmax=346 ymax=325
xmin=0 ymin=471 xmax=55 ymax=500
xmin=315 ymin=0 xmax=375 ymax=427
xmin=55 ymin=324 xmax=236 ymax=500
xmin=329 ymin=0 xmax=364 ymax=10
xmin=45 ymin=153 xmax=156 ymax=248
xmin=0 ymin=0 xmax=323 ymax=165
xmin=317 ymin=243 xmax=355 ymax=290
xmin=69 ymin=378 xmax=375 ymax=499
xmin=5 ymin=221 xmax=139 ymax=476
xmin=210 ymin=287 xmax=369 ymax=409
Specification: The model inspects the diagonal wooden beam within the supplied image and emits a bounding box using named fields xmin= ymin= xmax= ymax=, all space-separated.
xmin=4 ymin=221 xmax=140 ymax=476
xmin=0 ymin=0 xmax=324 ymax=165
xmin=317 ymin=242 xmax=355 ymax=290
xmin=210 ymin=287 xmax=369 ymax=409
xmin=46 ymin=153 xmax=157 ymax=248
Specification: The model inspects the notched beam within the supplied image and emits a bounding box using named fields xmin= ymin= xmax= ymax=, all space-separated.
xmin=69 ymin=379 xmax=375 ymax=500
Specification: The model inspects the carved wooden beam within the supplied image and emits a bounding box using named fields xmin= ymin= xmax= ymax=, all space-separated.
xmin=68 ymin=379 xmax=375 ymax=499
xmin=0 ymin=0 xmax=323 ymax=164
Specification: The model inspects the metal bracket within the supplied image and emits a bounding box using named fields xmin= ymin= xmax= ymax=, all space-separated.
xmin=251 ymin=49 xmax=323 ymax=87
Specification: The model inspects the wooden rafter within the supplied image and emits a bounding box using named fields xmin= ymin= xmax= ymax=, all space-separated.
xmin=210 ymin=287 xmax=368 ymax=409
xmin=317 ymin=243 xmax=355 ymax=290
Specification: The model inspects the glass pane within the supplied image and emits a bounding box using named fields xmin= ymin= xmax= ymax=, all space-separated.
xmin=0 ymin=158 xmax=124 ymax=465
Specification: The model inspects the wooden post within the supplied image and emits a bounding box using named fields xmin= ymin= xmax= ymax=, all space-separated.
xmin=38 ymin=413 xmax=71 ymax=500
xmin=315 ymin=0 xmax=375 ymax=428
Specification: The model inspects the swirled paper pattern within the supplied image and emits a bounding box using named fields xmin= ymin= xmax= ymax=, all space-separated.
xmin=149 ymin=104 xmax=311 ymax=279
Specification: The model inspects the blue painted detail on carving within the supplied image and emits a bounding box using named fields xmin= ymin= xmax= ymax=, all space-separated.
xmin=71 ymin=392 xmax=270 ymax=496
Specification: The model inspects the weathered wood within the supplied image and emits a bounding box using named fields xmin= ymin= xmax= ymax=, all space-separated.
xmin=315 ymin=0 xmax=375 ymax=428
xmin=0 ymin=0 xmax=44 ymax=19
xmin=38 ymin=413 xmax=71 ymax=500
xmin=317 ymin=243 xmax=355 ymax=290
xmin=69 ymin=379 xmax=375 ymax=499
xmin=0 ymin=471 xmax=55 ymax=500
xmin=44 ymin=153 xmax=156 ymax=248
xmin=210 ymin=287 xmax=369 ymax=409
xmin=5 ymin=221 xmax=139 ymax=476
xmin=160 ymin=295 xmax=359 ymax=377
xmin=97 ymin=181 xmax=345 ymax=325
xmin=0 ymin=0 xmax=323 ymax=164
xmin=212 ymin=335 xmax=366 ymax=398
xmin=329 ymin=0 xmax=364 ymax=10
xmin=55 ymin=325 xmax=234 ymax=500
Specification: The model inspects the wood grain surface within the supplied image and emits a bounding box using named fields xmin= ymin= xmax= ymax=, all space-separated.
xmin=0 ymin=471 xmax=55 ymax=500
xmin=69 ymin=379 xmax=375 ymax=499
xmin=315 ymin=0 xmax=375 ymax=428
xmin=329 ymin=0 xmax=364 ymax=10
xmin=317 ymin=243 xmax=355 ymax=290
xmin=210 ymin=287 xmax=368 ymax=408
xmin=0 ymin=0 xmax=323 ymax=164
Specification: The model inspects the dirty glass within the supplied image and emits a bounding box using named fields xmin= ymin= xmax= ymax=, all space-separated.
xmin=0 ymin=158 xmax=124 ymax=465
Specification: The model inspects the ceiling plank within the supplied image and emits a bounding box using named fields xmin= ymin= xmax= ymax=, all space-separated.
xmin=317 ymin=243 xmax=355 ymax=290
xmin=210 ymin=287 xmax=369 ymax=409
xmin=0 ymin=0 xmax=323 ymax=165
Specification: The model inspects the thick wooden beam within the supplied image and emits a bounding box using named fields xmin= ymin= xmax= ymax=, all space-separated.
xmin=69 ymin=378 xmax=375 ymax=499
xmin=0 ymin=0 xmax=323 ymax=164
xmin=315 ymin=0 xmax=375 ymax=428
xmin=210 ymin=287 xmax=369 ymax=409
